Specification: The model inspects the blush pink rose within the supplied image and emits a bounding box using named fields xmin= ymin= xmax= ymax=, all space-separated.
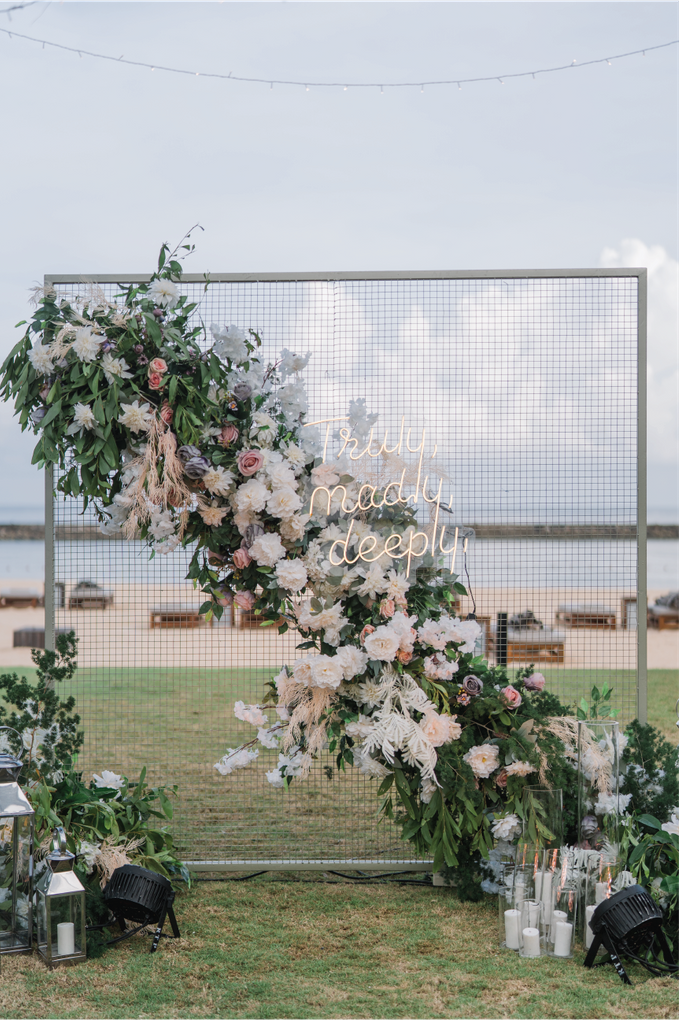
xmin=379 ymin=599 xmax=395 ymax=619
xmin=495 ymin=768 xmax=508 ymax=788
xmin=500 ymin=686 xmax=522 ymax=709
xmin=232 ymin=548 xmax=252 ymax=570
xmin=396 ymin=648 xmax=413 ymax=665
xmin=360 ymin=625 xmax=375 ymax=645
xmin=234 ymin=590 xmax=256 ymax=611
xmin=524 ymin=672 xmax=546 ymax=692
xmin=237 ymin=450 xmax=265 ymax=476
xmin=160 ymin=402 xmax=173 ymax=424
xmin=149 ymin=357 xmax=168 ymax=374
xmin=220 ymin=424 xmax=239 ymax=446
xmin=394 ymin=594 xmax=408 ymax=609
xmin=148 ymin=371 xmax=164 ymax=390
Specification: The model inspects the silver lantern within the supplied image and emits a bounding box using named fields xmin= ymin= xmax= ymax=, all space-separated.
xmin=0 ymin=726 xmax=34 ymax=955
xmin=35 ymin=827 xmax=86 ymax=967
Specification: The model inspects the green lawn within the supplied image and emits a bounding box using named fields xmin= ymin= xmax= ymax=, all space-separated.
xmin=3 ymin=878 xmax=677 ymax=1019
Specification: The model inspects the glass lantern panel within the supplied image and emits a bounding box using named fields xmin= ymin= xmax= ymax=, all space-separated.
xmin=0 ymin=814 xmax=32 ymax=951
xmin=577 ymin=721 xmax=621 ymax=850
xmin=44 ymin=893 xmax=85 ymax=961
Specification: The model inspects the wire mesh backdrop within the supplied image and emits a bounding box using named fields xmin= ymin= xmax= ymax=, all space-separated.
xmin=46 ymin=271 xmax=645 ymax=869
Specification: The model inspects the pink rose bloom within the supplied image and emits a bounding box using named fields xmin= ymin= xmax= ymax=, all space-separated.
xmin=396 ymin=649 xmax=413 ymax=665
xmin=148 ymin=371 xmax=164 ymax=390
xmin=500 ymin=686 xmax=522 ymax=709
xmin=234 ymin=590 xmax=256 ymax=611
xmin=394 ymin=594 xmax=408 ymax=609
xmin=379 ymin=599 xmax=395 ymax=619
xmin=360 ymin=625 xmax=375 ymax=645
xmin=496 ymin=768 xmax=508 ymax=788
xmin=149 ymin=357 xmax=168 ymax=374
xmin=160 ymin=402 xmax=173 ymax=424
xmin=232 ymin=548 xmax=252 ymax=570
xmin=237 ymin=450 xmax=265 ymax=476
xmin=220 ymin=424 xmax=239 ymax=446
xmin=524 ymin=672 xmax=546 ymax=692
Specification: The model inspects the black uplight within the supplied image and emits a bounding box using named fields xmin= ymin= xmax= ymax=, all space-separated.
xmin=584 ymin=884 xmax=678 ymax=985
xmin=103 ymin=864 xmax=181 ymax=953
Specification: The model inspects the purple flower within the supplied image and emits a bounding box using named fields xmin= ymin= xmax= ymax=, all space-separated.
xmin=184 ymin=456 xmax=210 ymax=479
xmin=523 ymin=672 xmax=546 ymax=692
xmin=137 ymin=354 xmax=149 ymax=366
xmin=462 ymin=675 xmax=484 ymax=696
xmin=177 ymin=445 xmax=202 ymax=463
xmin=233 ymin=382 xmax=252 ymax=402
xmin=581 ymin=815 xmax=599 ymax=837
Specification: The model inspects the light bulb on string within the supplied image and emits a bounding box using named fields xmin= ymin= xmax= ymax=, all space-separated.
xmin=421 ymin=84 xmax=424 ymax=93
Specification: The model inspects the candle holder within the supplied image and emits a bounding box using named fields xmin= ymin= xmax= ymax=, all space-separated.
xmin=577 ymin=720 xmax=621 ymax=850
xmin=548 ymin=885 xmax=578 ymax=959
xmin=35 ymin=827 xmax=86 ymax=968
xmin=498 ymin=863 xmax=521 ymax=951
xmin=583 ymin=852 xmax=620 ymax=950
xmin=0 ymin=726 xmax=34 ymax=955
xmin=521 ymin=787 xmax=563 ymax=849
xmin=518 ymin=900 xmax=545 ymax=958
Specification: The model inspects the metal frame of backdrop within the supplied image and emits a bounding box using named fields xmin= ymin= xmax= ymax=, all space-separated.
xmin=43 ymin=268 xmax=646 ymax=872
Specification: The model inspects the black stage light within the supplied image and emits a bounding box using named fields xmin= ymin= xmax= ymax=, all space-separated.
xmin=584 ymin=884 xmax=678 ymax=985
xmin=102 ymin=864 xmax=181 ymax=953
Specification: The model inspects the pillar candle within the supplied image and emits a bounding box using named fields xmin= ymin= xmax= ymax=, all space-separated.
xmin=525 ymin=901 xmax=540 ymax=928
xmin=595 ymin=881 xmax=608 ymax=904
xmin=504 ymin=909 xmax=521 ymax=950
xmin=585 ymin=904 xmax=597 ymax=949
xmin=57 ymin=922 xmax=75 ymax=956
xmin=513 ymin=877 xmax=526 ymax=907
xmin=541 ymin=874 xmax=554 ymax=926
xmin=533 ymin=872 xmax=543 ymax=900
xmin=522 ymin=927 xmax=541 ymax=957
xmin=550 ymin=908 xmax=568 ymax=943
xmin=553 ymin=921 xmax=573 ymax=958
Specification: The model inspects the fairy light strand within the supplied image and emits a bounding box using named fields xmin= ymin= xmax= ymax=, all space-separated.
xmin=0 ymin=26 xmax=676 ymax=91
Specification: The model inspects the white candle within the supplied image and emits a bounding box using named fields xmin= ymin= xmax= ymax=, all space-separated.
xmin=553 ymin=920 xmax=573 ymax=958
xmin=514 ymin=877 xmax=526 ymax=907
xmin=522 ymin=927 xmax=541 ymax=957
xmin=504 ymin=909 xmax=521 ymax=950
xmin=551 ymin=908 xmax=568 ymax=943
xmin=524 ymin=901 xmax=540 ymax=929
xmin=57 ymin=922 xmax=75 ymax=956
xmin=533 ymin=872 xmax=543 ymax=900
xmin=541 ymin=874 xmax=554 ymax=926
xmin=595 ymin=881 xmax=608 ymax=904
xmin=585 ymin=904 xmax=597 ymax=949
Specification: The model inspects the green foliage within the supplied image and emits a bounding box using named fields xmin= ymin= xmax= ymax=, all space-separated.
xmin=622 ymin=719 xmax=679 ymax=821
xmin=620 ymin=812 xmax=679 ymax=951
xmin=576 ymin=680 xmax=619 ymax=721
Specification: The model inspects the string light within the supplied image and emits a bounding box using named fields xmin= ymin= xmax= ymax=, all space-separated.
xmin=0 ymin=27 xmax=675 ymax=93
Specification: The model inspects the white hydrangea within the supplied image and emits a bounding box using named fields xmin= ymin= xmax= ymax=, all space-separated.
xmin=309 ymin=655 xmax=344 ymax=689
xmin=249 ymin=532 xmax=286 ymax=567
xmin=267 ymin=487 xmax=303 ymax=519
xmin=214 ymin=746 xmax=259 ymax=775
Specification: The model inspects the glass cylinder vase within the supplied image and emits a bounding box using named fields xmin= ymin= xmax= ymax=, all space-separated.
xmin=582 ymin=851 xmax=620 ymax=949
xmin=521 ymin=787 xmax=564 ymax=849
xmin=577 ymin=720 xmax=621 ymax=850
xmin=547 ymin=885 xmax=578 ymax=958
xmin=518 ymin=900 xmax=545 ymax=958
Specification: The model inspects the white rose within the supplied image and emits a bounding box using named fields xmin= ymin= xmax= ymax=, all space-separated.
xmin=249 ymin=532 xmax=286 ymax=566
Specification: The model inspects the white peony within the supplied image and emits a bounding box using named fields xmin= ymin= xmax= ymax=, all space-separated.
xmin=148 ymin=278 xmax=179 ymax=308
xmin=334 ymin=644 xmax=369 ymax=680
xmin=266 ymin=462 xmax=297 ymax=490
xmin=363 ymin=625 xmax=400 ymax=662
xmin=204 ymin=466 xmax=235 ymax=496
xmin=292 ymin=657 xmax=314 ymax=686
xmin=275 ymin=559 xmax=308 ymax=591
xmin=267 ymin=487 xmax=303 ymax=519
xmin=249 ymin=532 xmax=286 ymax=566
xmin=233 ymin=479 xmax=269 ymax=514
xmin=463 ymin=744 xmax=500 ymax=778
xmin=28 ymin=343 xmax=54 ymax=374
xmin=309 ymin=655 xmax=344 ymax=689
xmin=118 ymin=400 xmax=154 ymax=433
xmin=66 ymin=402 xmax=97 ymax=435
xmin=311 ymin=463 xmax=341 ymax=488
xmin=72 ymin=326 xmax=104 ymax=362
xmin=92 ymin=769 xmax=125 ymax=790
xmin=355 ymin=563 xmax=388 ymax=599
xmin=214 ymin=746 xmax=259 ymax=775
xmin=491 ymin=813 xmax=522 ymax=840
xmin=211 ymin=323 xmax=248 ymax=362
xmin=420 ymin=777 xmax=438 ymax=804
xmin=280 ymin=514 xmax=308 ymax=543
xmin=283 ymin=443 xmax=308 ymax=471
xmin=101 ymin=353 xmax=133 ymax=384
xmin=419 ymin=711 xmax=462 ymax=747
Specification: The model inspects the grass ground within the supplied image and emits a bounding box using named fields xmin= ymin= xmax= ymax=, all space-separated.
xmin=3 ymin=877 xmax=678 ymax=1020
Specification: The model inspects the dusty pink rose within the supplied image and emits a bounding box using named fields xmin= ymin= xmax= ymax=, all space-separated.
xmin=148 ymin=371 xmax=164 ymax=390
xmin=500 ymin=686 xmax=522 ymax=709
xmin=232 ymin=548 xmax=252 ymax=570
xmin=360 ymin=625 xmax=375 ymax=645
xmin=160 ymin=402 xmax=173 ymax=424
xmin=237 ymin=450 xmax=265 ymax=476
xmin=220 ymin=424 xmax=239 ymax=446
xmin=379 ymin=599 xmax=395 ymax=619
xmin=396 ymin=648 xmax=413 ymax=665
xmin=394 ymin=594 xmax=408 ymax=609
xmin=149 ymin=357 xmax=168 ymax=374
xmin=524 ymin=672 xmax=546 ymax=692
xmin=495 ymin=768 xmax=508 ymax=788
xmin=234 ymin=590 xmax=256 ymax=611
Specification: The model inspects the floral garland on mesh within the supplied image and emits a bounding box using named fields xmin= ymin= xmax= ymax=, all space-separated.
xmin=1 ymin=241 xmax=580 ymax=875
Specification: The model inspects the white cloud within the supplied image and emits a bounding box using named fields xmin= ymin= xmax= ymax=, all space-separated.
xmin=599 ymin=239 xmax=678 ymax=471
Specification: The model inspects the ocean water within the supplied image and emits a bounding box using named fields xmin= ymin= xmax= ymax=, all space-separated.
xmin=0 ymin=539 xmax=676 ymax=590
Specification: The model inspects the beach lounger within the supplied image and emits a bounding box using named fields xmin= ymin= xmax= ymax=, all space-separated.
xmin=0 ymin=587 xmax=43 ymax=608
xmin=555 ymin=604 xmax=616 ymax=629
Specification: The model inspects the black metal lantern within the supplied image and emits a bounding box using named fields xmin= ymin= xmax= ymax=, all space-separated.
xmin=103 ymin=864 xmax=180 ymax=953
xmin=35 ymin=827 xmax=87 ymax=968
xmin=0 ymin=726 xmax=34 ymax=955
xmin=584 ymin=884 xmax=678 ymax=984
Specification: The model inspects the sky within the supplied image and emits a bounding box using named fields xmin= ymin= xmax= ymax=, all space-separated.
xmin=0 ymin=0 xmax=677 ymax=517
